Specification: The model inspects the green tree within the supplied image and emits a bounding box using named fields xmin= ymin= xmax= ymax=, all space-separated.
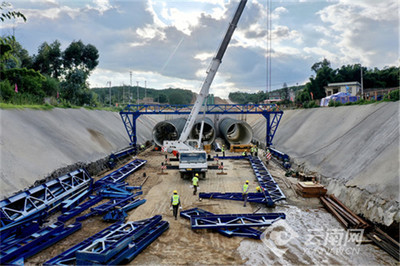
xmin=33 ymin=40 xmax=62 ymax=78
xmin=63 ymin=40 xmax=99 ymax=74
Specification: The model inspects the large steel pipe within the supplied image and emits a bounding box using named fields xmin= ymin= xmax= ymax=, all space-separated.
xmin=219 ymin=117 xmax=253 ymax=144
xmin=189 ymin=117 xmax=216 ymax=144
xmin=152 ymin=118 xmax=186 ymax=146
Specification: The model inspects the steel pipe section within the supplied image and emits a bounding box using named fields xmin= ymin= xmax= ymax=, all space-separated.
xmin=189 ymin=117 xmax=216 ymax=144
xmin=219 ymin=117 xmax=253 ymax=144
xmin=152 ymin=118 xmax=187 ymax=146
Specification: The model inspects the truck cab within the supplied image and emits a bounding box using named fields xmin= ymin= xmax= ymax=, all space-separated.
xmin=179 ymin=150 xmax=208 ymax=179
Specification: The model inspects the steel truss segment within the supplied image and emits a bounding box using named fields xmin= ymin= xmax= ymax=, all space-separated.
xmin=44 ymin=221 xmax=124 ymax=266
xmin=0 ymin=222 xmax=81 ymax=265
xmin=58 ymin=195 xmax=103 ymax=223
xmin=103 ymin=220 xmax=169 ymax=265
xmin=249 ymin=156 xmax=286 ymax=203
xmin=46 ymin=216 xmax=167 ymax=265
xmin=0 ymin=169 xmax=92 ymax=227
xmin=95 ymin=159 xmax=147 ymax=186
xmin=199 ymin=192 xmax=268 ymax=203
xmin=191 ymin=213 xmax=286 ymax=229
xmin=76 ymin=215 xmax=162 ymax=263
xmin=180 ymin=208 xmax=263 ymax=239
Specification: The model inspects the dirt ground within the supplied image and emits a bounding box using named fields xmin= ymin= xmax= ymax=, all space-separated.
xmin=28 ymin=147 xmax=306 ymax=265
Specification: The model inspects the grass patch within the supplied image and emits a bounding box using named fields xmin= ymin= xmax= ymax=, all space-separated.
xmin=0 ymin=103 xmax=54 ymax=110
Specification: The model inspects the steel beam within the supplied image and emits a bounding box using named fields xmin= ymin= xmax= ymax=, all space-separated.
xmin=45 ymin=216 xmax=168 ymax=265
xmin=58 ymin=195 xmax=103 ymax=223
xmin=180 ymin=208 xmax=263 ymax=239
xmin=199 ymin=192 xmax=270 ymax=204
xmin=0 ymin=169 xmax=92 ymax=238
xmin=119 ymin=104 xmax=283 ymax=151
xmin=0 ymin=222 xmax=81 ymax=264
xmin=249 ymin=156 xmax=286 ymax=204
xmin=95 ymin=159 xmax=146 ymax=187
xmin=191 ymin=213 xmax=285 ymax=229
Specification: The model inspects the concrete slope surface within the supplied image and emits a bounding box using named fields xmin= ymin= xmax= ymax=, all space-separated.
xmin=0 ymin=108 xmax=163 ymax=198
xmin=249 ymin=102 xmax=399 ymax=226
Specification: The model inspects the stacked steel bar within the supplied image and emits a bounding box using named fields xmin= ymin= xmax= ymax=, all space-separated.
xmin=320 ymin=195 xmax=369 ymax=229
xmin=367 ymin=227 xmax=400 ymax=261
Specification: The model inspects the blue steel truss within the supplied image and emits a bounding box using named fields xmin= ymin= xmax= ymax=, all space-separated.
xmin=95 ymin=159 xmax=147 ymax=187
xmin=45 ymin=216 xmax=168 ymax=265
xmin=199 ymin=192 xmax=271 ymax=205
xmin=249 ymin=156 xmax=286 ymax=203
xmin=0 ymin=221 xmax=81 ymax=264
xmin=119 ymin=103 xmax=283 ymax=152
xmin=190 ymin=213 xmax=286 ymax=229
xmin=180 ymin=208 xmax=262 ymax=239
xmin=0 ymin=169 xmax=92 ymax=230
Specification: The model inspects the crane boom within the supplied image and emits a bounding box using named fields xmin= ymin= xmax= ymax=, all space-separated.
xmin=178 ymin=0 xmax=247 ymax=142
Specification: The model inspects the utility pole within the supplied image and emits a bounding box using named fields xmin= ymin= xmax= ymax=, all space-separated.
xmin=360 ymin=66 xmax=364 ymax=100
xmin=144 ymin=80 xmax=147 ymax=104
xmin=107 ymin=81 xmax=112 ymax=107
xmin=136 ymin=81 xmax=139 ymax=104
xmin=130 ymin=71 xmax=132 ymax=104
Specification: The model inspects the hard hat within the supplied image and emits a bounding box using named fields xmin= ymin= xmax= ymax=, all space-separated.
xmin=173 ymin=190 xmax=177 ymax=194
xmin=195 ymin=173 xmax=199 ymax=176
xmin=246 ymin=180 xmax=249 ymax=183
xmin=256 ymin=186 xmax=260 ymax=189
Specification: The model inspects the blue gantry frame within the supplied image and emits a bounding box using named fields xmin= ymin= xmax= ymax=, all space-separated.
xmin=119 ymin=103 xmax=283 ymax=153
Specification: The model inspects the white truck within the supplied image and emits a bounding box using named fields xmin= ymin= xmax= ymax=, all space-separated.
xmin=163 ymin=0 xmax=247 ymax=179
xmin=179 ymin=151 xmax=208 ymax=179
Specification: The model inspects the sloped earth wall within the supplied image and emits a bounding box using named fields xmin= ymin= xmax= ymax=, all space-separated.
xmin=249 ymin=102 xmax=399 ymax=227
xmin=1 ymin=104 xmax=399 ymax=228
xmin=0 ymin=108 xmax=169 ymax=198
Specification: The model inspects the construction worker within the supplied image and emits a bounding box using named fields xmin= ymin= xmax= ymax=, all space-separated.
xmin=254 ymin=146 xmax=258 ymax=156
xmin=221 ymin=145 xmax=225 ymax=157
xmin=250 ymin=146 xmax=255 ymax=156
xmin=256 ymin=186 xmax=262 ymax=193
xmin=242 ymin=180 xmax=249 ymax=207
xmin=170 ymin=190 xmax=181 ymax=220
xmin=242 ymin=150 xmax=247 ymax=157
xmin=192 ymin=173 xmax=199 ymax=195
xmin=140 ymin=144 xmax=145 ymax=150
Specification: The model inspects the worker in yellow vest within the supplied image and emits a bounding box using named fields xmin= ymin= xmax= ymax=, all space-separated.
xmin=192 ymin=173 xmax=199 ymax=195
xmin=170 ymin=190 xmax=181 ymax=220
xmin=221 ymin=145 xmax=225 ymax=157
xmin=242 ymin=180 xmax=249 ymax=207
xmin=250 ymin=146 xmax=255 ymax=156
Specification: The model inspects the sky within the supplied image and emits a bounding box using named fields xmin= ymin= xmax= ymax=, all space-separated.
xmin=1 ymin=0 xmax=399 ymax=98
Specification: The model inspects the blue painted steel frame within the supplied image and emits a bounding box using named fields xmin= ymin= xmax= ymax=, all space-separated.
xmin=199 ymin=192 xmax=271 ymax=204
xmin=95 ymin=159 xmax=146 ymax=188
xmin=0 ymin=169 xmax=92 ymax=239
xmin=0 ymin=222 xmax=81 ymax=264
xmin=191 ymin=213 xmax=286 ymax=229
xmin=119 ymin=103 xmax=283 ymax=150
xmin=249 ymin=156 xmax=286 ymax=203
xmin=45 ymin=216 xmax=168 ymax=265
xmin=180 ymin=208 xmax=262 ymax=239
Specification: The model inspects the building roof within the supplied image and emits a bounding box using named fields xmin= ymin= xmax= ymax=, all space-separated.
xmin=327 ymin=81 xmax=361 ymax=87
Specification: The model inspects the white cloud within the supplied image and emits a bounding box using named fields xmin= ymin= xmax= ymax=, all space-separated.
xmin=317 ymin=0 xmax=398 ymax=67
